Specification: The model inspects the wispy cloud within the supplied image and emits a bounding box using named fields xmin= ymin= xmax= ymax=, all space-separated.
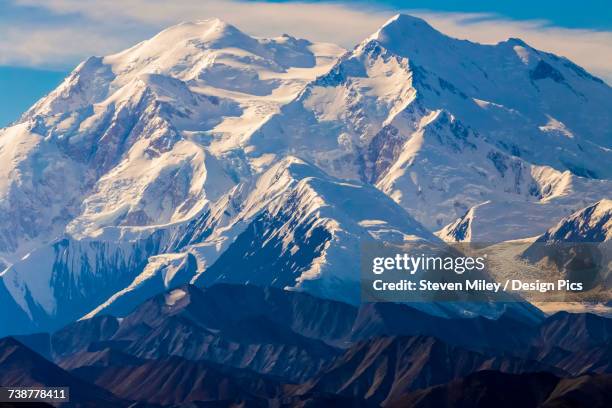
xmin=4 ymin=0 xmax=612 ymax=83
xmin=0 ymin=25 xmax=124 ymax=67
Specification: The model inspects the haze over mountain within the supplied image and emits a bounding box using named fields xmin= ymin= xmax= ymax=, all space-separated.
xmin=0 ymin=14 xmax=610 ymax=337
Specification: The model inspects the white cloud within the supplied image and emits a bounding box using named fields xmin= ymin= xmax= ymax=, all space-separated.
xmin=5 ymin=0 xmax=612 ymax=83
xmin=0 ymin=25 xmax=128 ymax=67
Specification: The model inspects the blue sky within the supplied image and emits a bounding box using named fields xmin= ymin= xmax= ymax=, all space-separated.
xmin=0 ymin=66 xmax=68 ymax=126
xmin=1 ymin=0 xmax=611 ymax=126
xmin=260 ymin=0 xmax=612 ymax=30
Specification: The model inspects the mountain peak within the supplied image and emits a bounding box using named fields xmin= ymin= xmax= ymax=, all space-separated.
xmin=194 ymin=17 xmax=246 ymax=41
xmin=370 ymin=13 xmax=440 ymax=45
xmin=158 ymin=17 xmax=239 ymax=36
xmin=384 ymin=13 xmax=431 ymax=26
xmin=505 ymin=37 xmax=529 ymax=47
xmin=137 ymin=17 xmax=254 ymax=52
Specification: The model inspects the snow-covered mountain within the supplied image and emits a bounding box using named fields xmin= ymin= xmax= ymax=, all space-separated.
xmin=83 ymin=156 xmax=437 ymax=319
xmin=0 ymin=156 xmax=439 ymax=334
xmin=537 ymin=199 xmax=612 ymax=243
xmin=0 ymin=15 xmax=610 ymax=336
xmin=437 ymin=175 xmax=611 ymax=243
xmin=249 ymin=14 xmax=611 ymax=235
xmin=521 ymin=200 xmax=612 ymax=304
xmin=1 ymin=18 xmax=343 ymax=257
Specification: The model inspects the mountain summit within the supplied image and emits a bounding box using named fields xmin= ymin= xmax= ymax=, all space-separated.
xmin=371 ymin=13 xmax=446 ymax=46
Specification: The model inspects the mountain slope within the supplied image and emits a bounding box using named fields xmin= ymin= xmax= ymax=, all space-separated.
xmin=77 ymin=156 xmax=437 ymax=323
xmin=533 ymin=311 xmax=612 ymax=351
xmin=87 ymin=285 xmax=344 ymax=383
xmin=19 ymin=284 xmax=552 ymax=376
xmin=0 ymin=337 xmax=124 ymax=406
xmin=292 ymin=335 xmax=560 ymax=405
xmin=537 ymin=199 xmax=612 ymax=243
xmin=388 ymin=370 xmax=612 ymax=408
xmin=437 ymin=189 xmax=611 ymax=243
xmin=71 ymin=355 xmax=283 ymax=406
xmin=2 ymin=284 xmax=609 ymax=407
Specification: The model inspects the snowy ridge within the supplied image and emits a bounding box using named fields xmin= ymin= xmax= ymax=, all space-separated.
xmin=537 ymin=199 xmax=612 ymax=243
xmin=0 ymin=229 xmax=166 ymax=333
